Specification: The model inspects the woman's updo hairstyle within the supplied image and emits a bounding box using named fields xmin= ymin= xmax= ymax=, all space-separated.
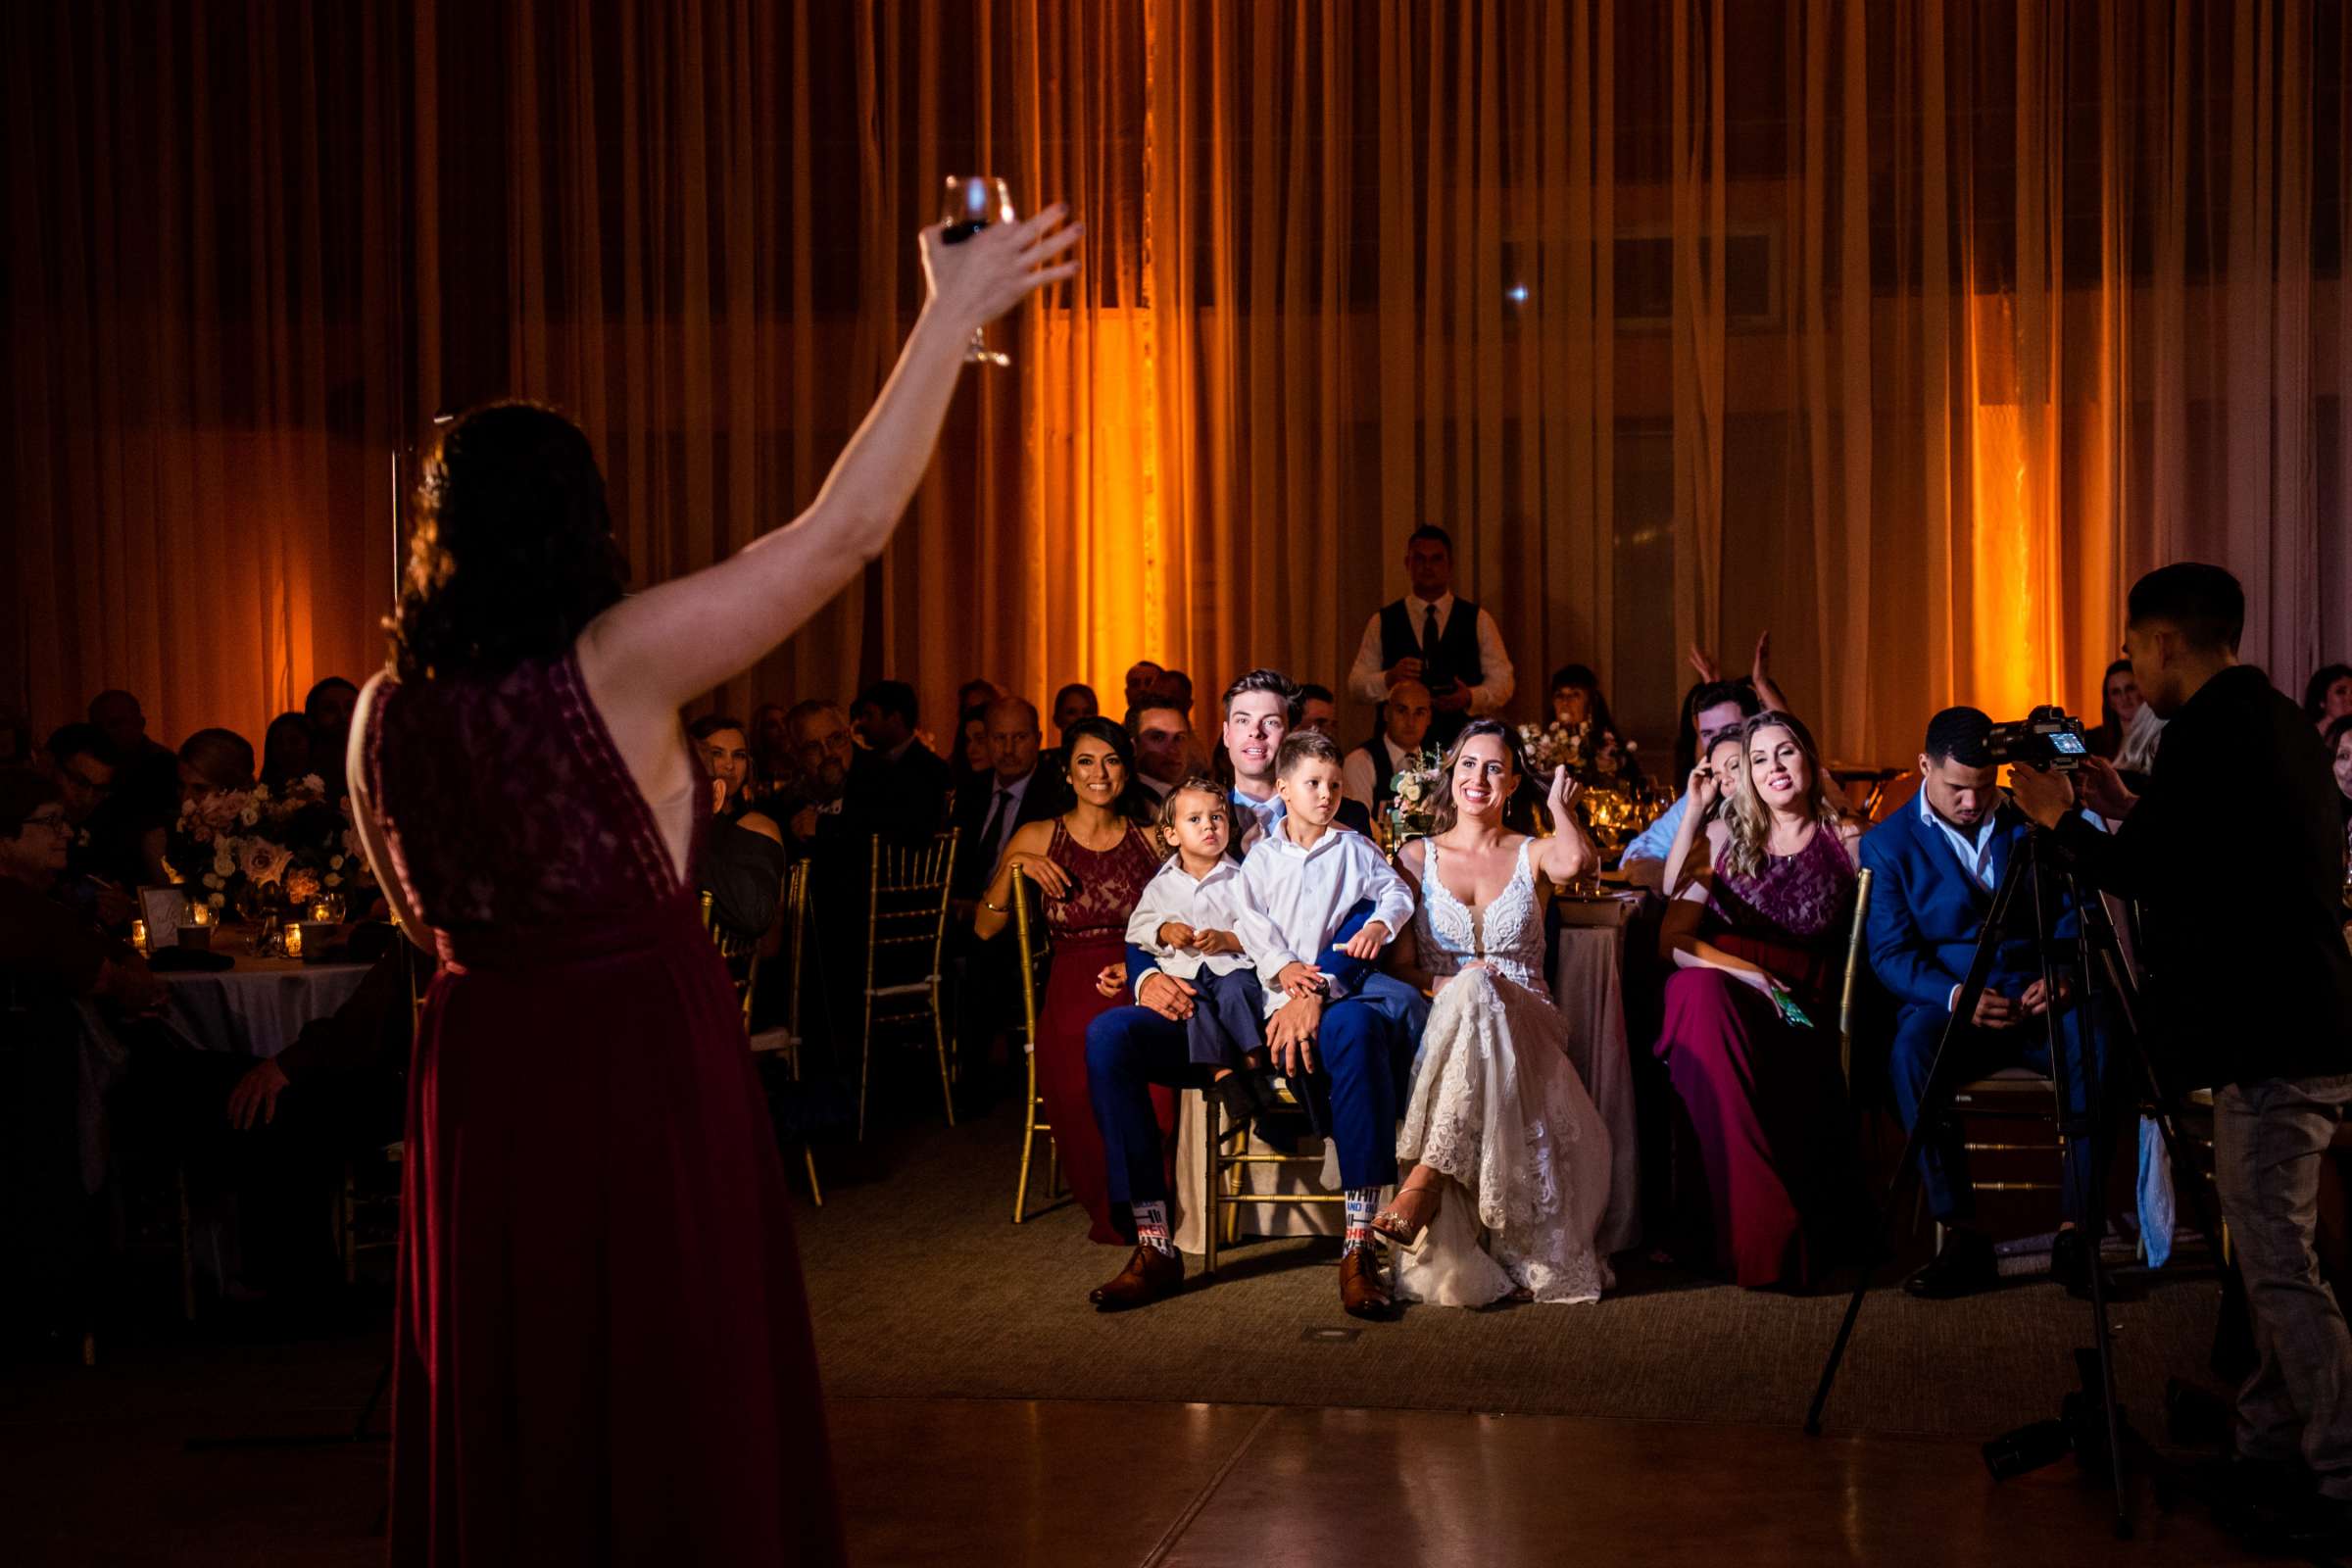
xmin=388 ymin=402 xmax=627 ymax=680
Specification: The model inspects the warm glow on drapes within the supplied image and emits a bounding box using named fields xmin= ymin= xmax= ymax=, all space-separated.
xmin=5 ymin=1 xmax=2349 ymax=763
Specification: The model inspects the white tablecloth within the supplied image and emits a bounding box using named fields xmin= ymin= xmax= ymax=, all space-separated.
xmin=160 ymin=956 xmax=371 ymax=1058
xmin=1550 ymin=901 xmax=1642 ymax=1255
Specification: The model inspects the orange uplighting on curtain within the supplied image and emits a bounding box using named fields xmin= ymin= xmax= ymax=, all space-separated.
xmin=1033 ymin=305 xmax=1165 ymax=706
xmin=1965 ymin=292 xmax=2064 ymax=721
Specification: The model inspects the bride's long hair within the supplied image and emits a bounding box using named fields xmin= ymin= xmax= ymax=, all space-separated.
xmin=1429 ymin=718 xmax=1542 ymax=837
xmin=1719 ymin=710 xmax=1850 ymax=879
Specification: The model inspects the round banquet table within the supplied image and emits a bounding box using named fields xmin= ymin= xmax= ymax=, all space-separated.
xmin=158 ymin=948 xmax=372 ymax=1058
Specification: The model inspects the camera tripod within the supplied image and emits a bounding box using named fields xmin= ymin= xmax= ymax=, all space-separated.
xmin=1802 ymin=816 xmax=2230 ymax=1543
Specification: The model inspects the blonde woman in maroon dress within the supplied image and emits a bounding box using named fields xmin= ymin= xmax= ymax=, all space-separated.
xmin=348 ymin=210 xmax=1079 ymax=1564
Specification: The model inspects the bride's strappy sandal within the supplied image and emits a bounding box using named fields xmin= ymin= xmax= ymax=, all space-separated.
xmin=1371 ymin=1183 xmax=1441 ymax=1253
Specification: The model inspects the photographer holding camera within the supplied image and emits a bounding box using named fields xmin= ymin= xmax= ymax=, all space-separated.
xmin=2009 ymin=563 xmax=2352 ymax=1544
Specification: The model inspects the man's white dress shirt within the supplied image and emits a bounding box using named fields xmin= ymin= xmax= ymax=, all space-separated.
xmin=1346 ymin=591 xmax=1516 ymax=713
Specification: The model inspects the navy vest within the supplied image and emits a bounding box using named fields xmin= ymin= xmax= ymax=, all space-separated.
xmin=1378 ymin=597 xmax=1483 ymax=743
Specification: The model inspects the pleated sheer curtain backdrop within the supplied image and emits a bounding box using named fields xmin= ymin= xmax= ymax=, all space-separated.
xmin=3 ymin=0 xmax=2347 ymax=762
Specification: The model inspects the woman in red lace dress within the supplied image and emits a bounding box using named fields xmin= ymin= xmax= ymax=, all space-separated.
xmin=347 ymin=212 xmax=1079 ymax=1565
xmin=972 ymin=715 xmax=1167 ymax=1242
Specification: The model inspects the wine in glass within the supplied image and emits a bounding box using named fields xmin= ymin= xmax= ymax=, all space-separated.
xmin=940 ymin=174 xmax=1015 ymax=367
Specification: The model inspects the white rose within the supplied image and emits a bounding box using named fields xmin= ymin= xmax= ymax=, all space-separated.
xmin=324 ymin=873 xmax=342 ymax=887
xmin=207 ymin=893 xmax=226 ymax=908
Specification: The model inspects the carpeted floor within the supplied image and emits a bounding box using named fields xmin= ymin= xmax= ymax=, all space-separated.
xmin=801 ymin=1092 xmax=2225 ymax=1443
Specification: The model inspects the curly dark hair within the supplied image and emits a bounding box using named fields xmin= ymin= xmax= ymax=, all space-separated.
xmin=387 ymin=403 xmax=627 ymax=681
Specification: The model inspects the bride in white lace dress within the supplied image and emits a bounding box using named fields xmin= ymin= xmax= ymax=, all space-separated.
xmin=1377 ymin=720 xmax=1616 ymax=1306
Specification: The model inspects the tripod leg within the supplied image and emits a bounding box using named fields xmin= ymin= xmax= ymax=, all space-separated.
xmin=1808 ymin=864 xmax=2030 ymax=1435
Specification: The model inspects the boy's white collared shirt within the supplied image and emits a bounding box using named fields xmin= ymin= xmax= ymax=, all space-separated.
xmin=1126 ymin=856 xmax=1258 ymax=984
xmin=1236 ymin=823 xmax=1417 ymax=1018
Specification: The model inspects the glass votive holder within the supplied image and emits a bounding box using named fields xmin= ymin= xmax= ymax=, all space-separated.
xmin=282 ymin=922 xmax=305 ymax=958
xmin=131 ymin=919 xmax=149 ymax=956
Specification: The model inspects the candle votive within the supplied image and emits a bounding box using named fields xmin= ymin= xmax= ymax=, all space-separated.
xmin=283 ymin=922 xmax=305 ymax=958
xmin=131 ymin=919 xmax=149 ymax=956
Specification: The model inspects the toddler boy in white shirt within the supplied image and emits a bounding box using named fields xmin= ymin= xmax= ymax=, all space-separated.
xmin=1125 ymin=778 xmax=1276 ymax=1121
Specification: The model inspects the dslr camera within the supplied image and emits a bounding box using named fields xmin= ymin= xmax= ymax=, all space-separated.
xmin=1985 ymin=705 xmax=2089 ymax=772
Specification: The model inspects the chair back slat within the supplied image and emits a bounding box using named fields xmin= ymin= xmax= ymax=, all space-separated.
xmin=866 ymin=830 xmax=960 ymax=995
xmin=1010 ymin=866 xmax=1053 ymax=1054
xmin=1838 ymin=866 xmax=1875 ymax=1088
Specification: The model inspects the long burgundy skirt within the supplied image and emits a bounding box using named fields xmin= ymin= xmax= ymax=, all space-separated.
xmin=389 ymin=898 xmax=842 ymax=1565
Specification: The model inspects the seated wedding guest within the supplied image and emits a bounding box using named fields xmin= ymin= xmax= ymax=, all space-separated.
xmin=225 ymin=939 xmax=411 ymax=1153
xmin=85 ymin=690 xmax=179 ymax=861
xmin=306 ymin=677 xmax=360 ymax=799
xmin=1052 ymin=683 xmax=1100 ymax=745
xmin=2084 ymin=660 xmax=2142 ymax=761
xmin=1348 ymin=524 xmax=1515 ymax=749
xmin=0 ymin=768 xmax=168 ymax=1348
xmin=178 ymin=727 xmax=257 ymax=799
xmin=749 ymin=703 xmax=794 ymax=801
xmin=690 ymin=715 xmax=789 ymax=943
xmin=1218 ymin=669 xmax=1374 ymax=854
xmin=1378 ymin=723 xmax=1614 ymax=1306
xmin=957 ymin=676 xmax=1004 ymax=719
xmin=1861 ymin=708 xmax=2099 ymax=1298
xmin=1680 ymin=635 xmax=1790 ymax=767
xmin=1655 ymin=711 xmax=1864 ymax=1290
xmin=972 ymin=717 xmax=1163 ymax=1244
xmin=1622 ymin=680 xmax=1766 ymax=890
xmin=1296 ymin=683 xmax=1341 ymax=739
xmin=948 ymin=703 xmax=995 ymax=807
xmin=1341 ymin=678 xmax=1434 ymax=811
xmin=260 ymin=711 xmax=316 ymax=791
xmin=1087 ymin=731 xmax=1422 ymax=1316
xmin=1152 ymin=668 xmax=1197 ymax=716
xmin=39 ymin=725 xmax=135 ymax=933
xmin=2328 ymin=714 xmax=2352 ymax=875
xmin=2308 ymin=663 xmax=2352 ymax=740
xmin=1123 ymin=661 xmax=1164 ymax=712
xmin=775 ymin=699 xmax=858 ymax=851
xmin=1124 ymin=778 xmax=1272 ymax=1121
xmin=1654 ymin=732 xmax=1749 ymax=894
xmin=951 ymin=697 xmax=1060 ymax=906
xmin=852 ymin=679 xmax=952 ymax=838
xmin=1126 ymin=701 xmax=1194 ymax=804
xmin=1547 ymin=663 xmax=1643 ymax=787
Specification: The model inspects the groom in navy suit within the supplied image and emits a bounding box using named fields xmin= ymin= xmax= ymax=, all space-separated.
xmin=1860 ymin=707 xmax=2103 ymax=1299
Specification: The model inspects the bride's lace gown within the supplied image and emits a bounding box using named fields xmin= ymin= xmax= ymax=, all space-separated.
xmin=1396 ymin=839 xmax=1615 ymax=1306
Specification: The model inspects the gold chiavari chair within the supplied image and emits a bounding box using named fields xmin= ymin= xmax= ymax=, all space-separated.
xmin=703 ymin=872 xmax=822 ymax=1204
xmin=1200 ymin=1071 xmax=1330 ymax=1277
xmin=1837 ymin=867 xmax=1876 ymax=1088
xmin=858 ymin=830 xmax=961 ymax=1141
xmin=1009 ymin=866 xmax=1065 ymax=1222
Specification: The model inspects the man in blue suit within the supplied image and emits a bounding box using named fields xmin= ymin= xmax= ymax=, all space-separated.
xmin=1860 ymin=707 xmax=2102 ymax=1298
xmin=1083 ymin=900 xmax=1427 ymax=1317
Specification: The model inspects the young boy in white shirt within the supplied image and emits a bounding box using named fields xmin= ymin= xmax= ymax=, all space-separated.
xmin=1125 ymin=778 xmax=1275 ymax=1122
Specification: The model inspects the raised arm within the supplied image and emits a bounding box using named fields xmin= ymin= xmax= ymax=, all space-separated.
xmin=577 ymin=210 xmax=1082 ymax=731
xmin=1530 ymin=767 xmax=1595 ymax=885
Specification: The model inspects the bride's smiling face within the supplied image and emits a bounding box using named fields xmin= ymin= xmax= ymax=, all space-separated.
xmin=1448 ymin=734 xmax=1516 ymax=820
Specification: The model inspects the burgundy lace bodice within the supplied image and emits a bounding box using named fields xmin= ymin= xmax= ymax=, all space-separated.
xmin=361 ymin=652 xmax=701 ymax=942
xmin=1700 ymin=825 xmax=1857 ymax=1006
xmin=1042 ymin=820 xmax=1160 ymax=946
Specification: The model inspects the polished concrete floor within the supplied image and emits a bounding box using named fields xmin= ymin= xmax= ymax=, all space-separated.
xmin=0 ymin=1322 xmax=2269 ymax=1566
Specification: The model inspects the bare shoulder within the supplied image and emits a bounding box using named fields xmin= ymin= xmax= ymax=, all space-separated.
xmin=1005 ymin=818 xmax=1056 ymax=856
xmin=737 ymin=810 xmax=785 ymax=846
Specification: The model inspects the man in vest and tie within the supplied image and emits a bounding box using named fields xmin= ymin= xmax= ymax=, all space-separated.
xmin=1346 ymin=524 xmax=1515 ymax=749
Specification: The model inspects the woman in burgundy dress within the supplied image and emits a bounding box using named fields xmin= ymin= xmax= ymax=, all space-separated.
xmin=346 ymin=210 xmax=1080 ymax=1564
xmin=1655 ymin=710 xmax=1864 ymax=1291
xmin=973 ymin=715 xmax=1167 ymax=1244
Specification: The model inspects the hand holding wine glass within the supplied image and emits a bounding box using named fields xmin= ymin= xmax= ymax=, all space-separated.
xmin=923 ymin=178 xmax=1081 ymax=365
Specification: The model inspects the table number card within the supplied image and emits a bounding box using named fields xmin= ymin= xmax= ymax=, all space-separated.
xmin=138 ymin=886 xmax=186 ymax=951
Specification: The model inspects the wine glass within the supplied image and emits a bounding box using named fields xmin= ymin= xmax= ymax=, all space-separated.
xmin=939 ymin=174 xmax=1015 ymax=367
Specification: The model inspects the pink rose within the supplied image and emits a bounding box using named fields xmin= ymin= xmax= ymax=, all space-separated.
xmin=239 ymin=839 xmax=288 ymax=888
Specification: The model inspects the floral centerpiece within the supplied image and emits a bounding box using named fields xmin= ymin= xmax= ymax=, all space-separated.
xmin=169 ymin=774 xmax=374 ymax=920
xmin=1517 ymin=721 xmax=1661 ymax=856
xmin=1385 ymin=746 xmax=1446 ymax=845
